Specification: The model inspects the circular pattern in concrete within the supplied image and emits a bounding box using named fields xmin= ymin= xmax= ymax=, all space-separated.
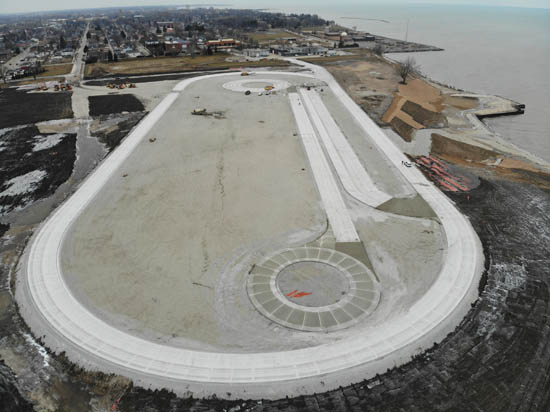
xmin=222 ymin=78 xmax=291 ymax=93
xmin=278 ymin=261 xmax=350 ymax=307
xmin=247 ymin=247 xmax=380 ymax=332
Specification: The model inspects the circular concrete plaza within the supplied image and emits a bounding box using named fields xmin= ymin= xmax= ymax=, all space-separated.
xmin=247 ymin=247 xmax=380 ymax=332
xmin=222 ymin=78 xmax=291 ymax=93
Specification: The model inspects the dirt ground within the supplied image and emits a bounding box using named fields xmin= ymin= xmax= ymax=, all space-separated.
xmin=60 ymin=74 xmax=328 ymax=352
xmin=88 ymin=94 xmax=145 ymax=117
xmin=431 ymin=133 xmax=550 ymax=189
xmin=85 ymin=54 xmax=290 ymax=78
xmin=38 ymin=64 xmax=73 ymax=78
xmin=0 ymin=89 xmax=73 ymax=129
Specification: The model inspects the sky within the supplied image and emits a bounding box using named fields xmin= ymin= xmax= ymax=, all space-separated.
xmin=1 ymin=0 xmax=549 ymax=15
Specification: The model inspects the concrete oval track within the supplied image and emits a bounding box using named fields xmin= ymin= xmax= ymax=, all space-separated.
xmin=16 ymin=67 xmax=483 ymax=399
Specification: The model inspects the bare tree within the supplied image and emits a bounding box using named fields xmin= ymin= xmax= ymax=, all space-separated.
xmin=397 ymin=57 xmax=419 ymax=84
xmin=0 ymin=64 xmax=8 ymax=84
xmin=372 ymin=43 xmax=384 ymax=56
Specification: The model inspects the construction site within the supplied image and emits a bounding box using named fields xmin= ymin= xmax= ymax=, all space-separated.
xmin=1 ymin=9 xmax=548 ymax=411
xmin=10 ymin=60 xmax=485 ymax=401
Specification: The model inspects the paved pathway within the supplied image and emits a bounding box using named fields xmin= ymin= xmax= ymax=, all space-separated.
xmin=289 ymin=92 xmax=360 ymax=243
xmin=299 ymin=88 xmax=391 ymax=207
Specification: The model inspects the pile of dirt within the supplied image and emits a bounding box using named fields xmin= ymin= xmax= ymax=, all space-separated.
xmin=390 ymin=117 xmax=415 ymax=142
xmin=431 ymin=133 xmax=499 ymax=162
xmin=401 ymin=100 xmax=446 ymax=128
xmin=0 ymin=125 xmax=76 ymax=214
xmin=88 ymin=94 xmax=145 ymax=117
xmin=431 ymin=133 xmax=550 ymax=189
xmin=0 ymin=88 xmax=73 ymax=129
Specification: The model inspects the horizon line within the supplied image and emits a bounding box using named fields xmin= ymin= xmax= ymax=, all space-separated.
xmin=1 ymin=2 xmax=549 ymax=16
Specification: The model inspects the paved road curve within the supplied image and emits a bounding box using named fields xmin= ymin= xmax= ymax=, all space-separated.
xmin=16 ymin=68 xmax=483 ymax=399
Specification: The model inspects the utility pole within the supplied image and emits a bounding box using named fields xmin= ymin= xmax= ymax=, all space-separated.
xmin=405 ymin=19 xmax=409 ymax=42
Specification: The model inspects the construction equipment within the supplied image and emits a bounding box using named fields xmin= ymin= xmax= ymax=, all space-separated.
xmin=264 ymin=85 xmax=274 ymax=91
xmin=241 ymin=71 xmax=249 ymax=76
xmin=192 ymin=108 xmax=207 ymax=115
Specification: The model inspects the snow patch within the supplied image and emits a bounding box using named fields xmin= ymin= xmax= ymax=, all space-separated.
xmin=23 ymin=333 xmax=50 ymax=368
xmin=32 ymin=133 xmax=66 ymax=152
xmin=0 ymin=170 xmax=47 ymax=197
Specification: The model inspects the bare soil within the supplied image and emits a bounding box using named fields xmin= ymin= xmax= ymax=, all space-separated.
xmin=88 ymin=94 xmax=145 ymax=117
xmin=90 ymin=112 xmax=146 ymax=150
xmin=0 ymin=89 xmax=73 ymax=129
xmin=431 ymin=133 xmax=550 ymax=189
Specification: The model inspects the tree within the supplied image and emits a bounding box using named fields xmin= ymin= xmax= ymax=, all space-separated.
xmin=83 ymin=45 xmax=89 ymax=54
xmin=397 ymin=57 xmax=419 ymax=84
xmin=107 ymin=50 xmax=113 ymax=61
xmin=1 ymin=64 xmax=8 ymax=83
xmin=59 ymin=35 xmax=66 ymax=50
xmin=86 ymin=31 xmax=91 ymax=39
xmin=120 ymin=30 xmax=126 ymax=39
xmin=372 ymin=43 xmax=384 ymax=56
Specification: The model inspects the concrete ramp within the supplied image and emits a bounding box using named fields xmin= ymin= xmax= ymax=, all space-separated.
xmin=299 ymin=89 xmax=391 ymax=208
xmin=289 ymin=93 xmax=360 ymax=243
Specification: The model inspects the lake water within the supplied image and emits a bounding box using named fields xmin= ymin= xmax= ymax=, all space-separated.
xmin=243 ymin=2 xmax=550 ymax=162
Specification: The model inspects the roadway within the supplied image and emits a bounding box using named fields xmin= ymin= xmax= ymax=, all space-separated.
xmin=68 ymin=22 xmax=89 ymax=83
xmin=16 ymin=66 xmax=484 ymax=399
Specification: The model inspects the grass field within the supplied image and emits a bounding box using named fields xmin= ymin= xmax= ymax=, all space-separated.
xmin=37 ymin=63 xmax=73 ymax=78
xmin=245 ymin=30 xmax=301 ymax=42
xmin=300 ymin=50 xmax=372 ymax=64
xmin=85 ymin=54 xmax=290 ymax=78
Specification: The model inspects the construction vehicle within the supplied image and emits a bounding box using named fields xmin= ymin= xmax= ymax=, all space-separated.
xmin=264 ymin=85 xmax=274 ymax=91
xmin=241 ymin=71 xmax=249 ymax=76
xmin=192 ymin=108 xmax=207 ymax=115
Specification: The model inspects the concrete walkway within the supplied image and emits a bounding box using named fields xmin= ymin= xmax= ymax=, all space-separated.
xmin=16 ymin=67 xmax=483 ymax=399
xmin=289 ymin=92 xmax=360 ymax=243
xmin=299 ymin=88 xmax=391 ymax=208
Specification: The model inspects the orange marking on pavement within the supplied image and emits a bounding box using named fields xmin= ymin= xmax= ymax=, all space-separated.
xmin=293 ymin=292 xmax=312 ymax=298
